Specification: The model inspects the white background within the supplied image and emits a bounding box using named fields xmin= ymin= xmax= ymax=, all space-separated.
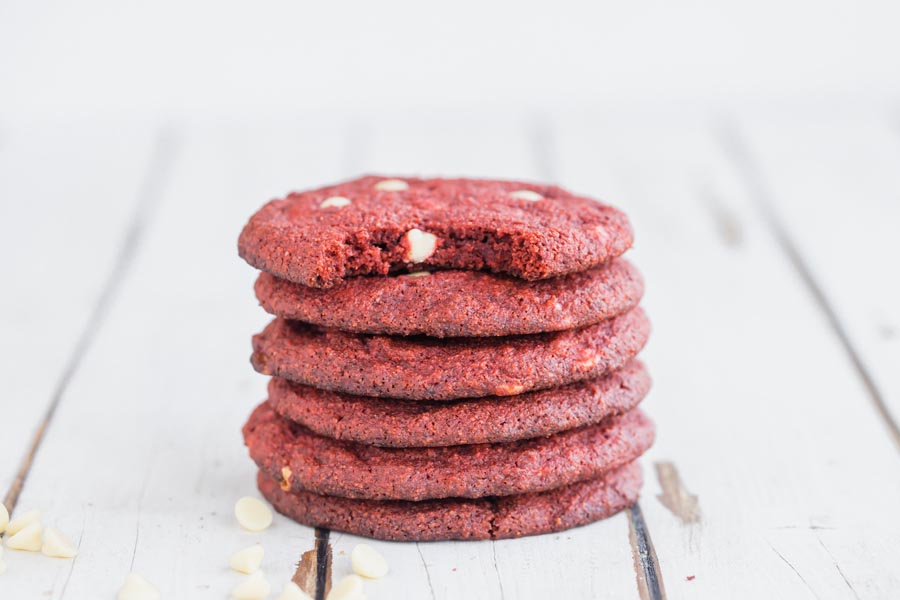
xmin=2 ymin=0 xmax=899 ymax=117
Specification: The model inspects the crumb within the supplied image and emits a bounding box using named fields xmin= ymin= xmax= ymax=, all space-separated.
xmin=686 ymin=575 xmax=696 ymax=581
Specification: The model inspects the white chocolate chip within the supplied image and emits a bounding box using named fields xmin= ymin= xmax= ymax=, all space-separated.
xmin=7 ymin=522 xmax=43 ymax=552
xmin=351 ymin=544 xmax=388 ymax=579
xmin=326 ymin=574 xmax=365 ymax=600
xmin=117 ymin=573 xmax=161 ymax=600
xmin=402 ymin=271 xmax=431 ymax=278
xmin=280 ymin=466 xmax=293 ymax=491
xmin=575 ymin=351 xmax=599 ymax=369
xmin=277 ymin=581 xmax=312 ymax=600
xmin=235 ymin=497 xmax=273 ymax=532
xmin=404 ymin=228 xmax=437 ymax=263
xmin=494 ymin=384 xmax=525 ymax=396
xmin=320 ymin=196 xmax=351 ymax=209
xmin=232 ymin=570 xmax=272 ymax=600
xmin=230 ymin=543 xmax=265 ymax=574
xmin=6 ymin=509 xmax=40 ymax=536
xmin=374 ymin=179 xmax=409 ymax=191
xmin=0 ymin=503 xmax=8 ymax=534
xmin=509 ymin=189 xmax=544 ymax=201
xmin=42 ymin=527 xmax=78 ymax=558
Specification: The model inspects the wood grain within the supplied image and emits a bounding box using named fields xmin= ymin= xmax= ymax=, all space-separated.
xmin=553 ymin=109 xmax=900 ymax=598
xmin=730 ymin=112 xmax=900 ymax=452
xmin=0 ymin=122 xmax=160 ymax=498
xmin=1 ymin=110 xmax=899 ymax=599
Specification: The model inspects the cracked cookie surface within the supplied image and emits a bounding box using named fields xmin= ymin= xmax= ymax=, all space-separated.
xmin=238 ymin=176 xmax=633 ymax=288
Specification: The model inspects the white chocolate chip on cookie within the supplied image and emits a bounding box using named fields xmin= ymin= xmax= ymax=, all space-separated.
xmin=374 ymin=179 xmax=409 ymax=191
xmin=509 ymin=189 xmax=543 ymax=201
xmin=320 ymin=196 xmax=351 ymax=208
xmin=281 ymin=465 xmax=293 ymax=491
xmin=404 ymin=228 xmax=437 ymax=263
xmin=0 ymin=503 xmax=8 ymax=534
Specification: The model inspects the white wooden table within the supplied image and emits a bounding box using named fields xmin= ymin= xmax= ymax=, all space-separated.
xmin=2 ymin=108 xmax=899 ymax=599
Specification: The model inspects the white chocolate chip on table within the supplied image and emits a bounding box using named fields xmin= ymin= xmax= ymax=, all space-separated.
xmin=232 ymin=570 xmax=272 ymax=600
xmin=117 ymin=573 xmax=161 ymax=600
xmin=7 ymin=521 xmax=42 ymax=552
xmin=42 ymin=527 xmax=78 ymax=558
xmin=0 ymin=503 xmax=8 ymax=534
xmin=351 ymin=543 xmax=388 ymax=579
xmin=320 ymin=196 xmax=351 ymax=208
xmin=374 ymin=179 xmax=409 ymax=191
xmin=404 ymin=228 xmax=438 ymax=263
xmin=6 ymin=508 xmax=40 ymax=536
xmin=230 ymin=543 xmax=265 ymax=574
xmin=277 ymin=581 xmax=313 ymax=600
xmin=326 ymin=574 xmax=365 ymax=600
xmin=235 ymin=497 xmax=273 ymax=531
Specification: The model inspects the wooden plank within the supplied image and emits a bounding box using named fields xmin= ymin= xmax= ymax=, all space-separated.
xmin=552 ymin=109 xmax=900 ymax=599
xmin=730 ymin=111 xmax=900 ymax=449
xmin=0 ymin=120 xmax=159 ymax=499
xmin=0 ymin=119 xmax=348 ymax=598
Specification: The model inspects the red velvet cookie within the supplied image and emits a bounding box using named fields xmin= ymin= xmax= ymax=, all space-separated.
xmin=238 ymin=176 xmax=633 ymax=288
xmin=254 ymin=258 xmax=643 ymax=337
xmin=257 ymin=461 xmax=642 ymax=541
xmin=268 ymin=361 xmax=651 ymax=447
xmin=243 ymin=402 xmax=654 ymax=501
xmin=251 ymin=307 xmax=650 ymax=400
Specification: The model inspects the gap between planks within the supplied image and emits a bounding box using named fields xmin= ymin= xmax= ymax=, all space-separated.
xmin=628 ymin=503 xmax=667 ymax=600
xmin=1 ymin=126 xmax=181 ymax=514
xmin=718 ymin=119 xmax=900 ymax=453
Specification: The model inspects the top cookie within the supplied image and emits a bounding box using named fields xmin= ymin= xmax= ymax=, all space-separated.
xmin=238 ymin=176 xmax=633 ymax=288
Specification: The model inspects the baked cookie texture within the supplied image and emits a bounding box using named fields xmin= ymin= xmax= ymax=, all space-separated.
xmin=254 ymin=258 xmax=643 ymax=337
xmin=251 ymin=307 xmax=650 ymax=400
xmin=258 ymin=461 xmax=642 ymax=541
xmin=267 ymin=360 xmax=650 ymax=447
xmin=238 ymin=176 xmax=633 ymax=288
xmin=244 ymin=401 xmax=654 ymax=501
xmin=238 ymin=175 xmax=654 ymax=541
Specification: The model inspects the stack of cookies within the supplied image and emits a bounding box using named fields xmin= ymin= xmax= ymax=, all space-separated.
xmin=238 ymin=176 xmax=654 ymax=541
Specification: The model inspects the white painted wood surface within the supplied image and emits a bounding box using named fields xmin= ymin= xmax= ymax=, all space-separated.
xmin=1 ymin=109 xmax=899 ymax=599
